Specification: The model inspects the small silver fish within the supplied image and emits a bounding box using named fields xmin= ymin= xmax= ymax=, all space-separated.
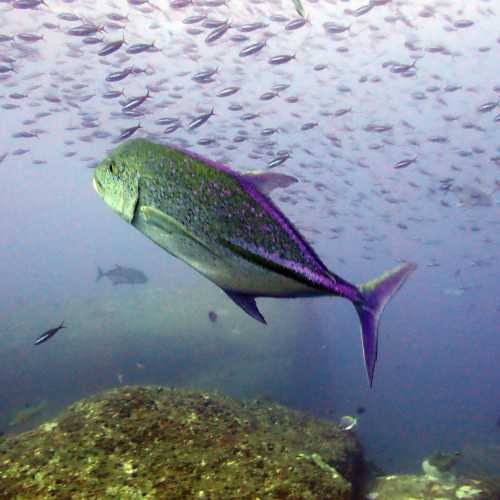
xmin=338 ymin=416 xmax=357 ymax=431
xmin=394 ymin=157 xmax=417 ymax=169
xmin=477 ymin=100 xmax=499 ymax=113
xmin=267 ymin=154 xmax=290 ymax=169
xmin=269 ymin=54 xmax=296 ymax=65
xmin=292 ymin=0 xmax=305 ymax=18
xmin=106 ymin=67 xmax=134 ymax=82
xmin=239 ymin=41 xmax=266 ymax=57
xmin=286 ymin=18 xmax=308 ymax=31
xmin=121 ymin=89 xmax=150 ymax=112
xmin=67 ymin=24 xmax=103 ymax=37
xmin=187 ymin=109 xmax=214 ymax=130
xmin=13 ymin=0 xmax=47 ymax=9
xmin=34 ymin=321 xmax=66 ymax=345
xmin=205 ymin=23 xmax=230 ymax=44
xmin=126 ymin=42 xmax=157 ymax=54
xmin=116 ymin=122 xmax=142 ymax=142
xmin=98 ymin=35 xmax=126 ymax=56
xmin=216 ymin=86 xmax=240 ymax=97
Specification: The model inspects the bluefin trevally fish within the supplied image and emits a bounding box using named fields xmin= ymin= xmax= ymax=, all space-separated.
xmin=34 ymin=321 xmax=66 ymax=345
xmin=93 ymin=139 xmax=416 ymax=386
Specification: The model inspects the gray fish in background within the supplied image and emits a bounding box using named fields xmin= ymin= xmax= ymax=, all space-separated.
xmin=96 ymin=265 xmax=148 ymax=285
xmin=453 ymin=185 xmax=494 ymax=207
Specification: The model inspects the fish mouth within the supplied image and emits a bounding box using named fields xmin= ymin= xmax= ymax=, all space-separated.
xmin=92 ymin=176 xmax=102 ymax=195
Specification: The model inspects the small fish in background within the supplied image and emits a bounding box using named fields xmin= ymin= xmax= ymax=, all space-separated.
xmin=208 ymin=310 xmax=218 ymax=323
xmin=34 ymin=321 xmax=66 ymax=345
xmin=338 ymin=415 xmax=357 ymax=431
xmin=356 ymin=406 xmax=366 ymax=415
xmin=115 ymin=122 xmax=142 ymax=143
xmin=394 ymin=157 xmax=417 ymax=169
xmin=187 ymin=108 xmax=215 ymax=130
xmin=96 ymin=265 xmax=148 ymax=285
xmin=453 ymin=185 xmax=494 ymax=208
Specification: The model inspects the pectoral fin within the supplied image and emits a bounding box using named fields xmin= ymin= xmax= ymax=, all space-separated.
xmin=223 ymin=289 xmax=266 ymax=324
xmin=140 ymin=206 xmax=219 ymax=257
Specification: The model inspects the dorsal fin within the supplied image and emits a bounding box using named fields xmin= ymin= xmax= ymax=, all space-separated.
xmin=241 ymin=171 xmax=298 ymax=195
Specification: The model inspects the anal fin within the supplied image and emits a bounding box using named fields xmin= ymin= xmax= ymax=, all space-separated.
xmin=223 ymin=289 xmax=267 ymax=324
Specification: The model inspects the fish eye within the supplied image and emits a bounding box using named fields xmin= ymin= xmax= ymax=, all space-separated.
xmin=109 ymin=160 xmax=118 ymax=175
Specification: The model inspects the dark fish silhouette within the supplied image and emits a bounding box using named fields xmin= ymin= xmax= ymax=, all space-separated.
xmin=34 ymin=321 xmax=66 ymax=345
xmin=96 ymin=265 xmax=148 ymax=285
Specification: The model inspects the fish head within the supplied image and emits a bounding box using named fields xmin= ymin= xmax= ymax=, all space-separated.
xmin=93 ymin=139 xmax=146 ymax=223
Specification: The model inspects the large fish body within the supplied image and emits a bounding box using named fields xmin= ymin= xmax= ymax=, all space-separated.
xmin=93 ymin=139 xmax=416 ymax=386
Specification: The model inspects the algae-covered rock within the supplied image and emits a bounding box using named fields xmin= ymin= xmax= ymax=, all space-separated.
xmin=421 ymin=450 xmax=462 ymax=483
xmin=0 ymin=385 xmax=363 ymax=499
xmin=8 ymin=400 xmax=48 ymax=428
xmin=367 ymin=473 xmax=500 ymax=499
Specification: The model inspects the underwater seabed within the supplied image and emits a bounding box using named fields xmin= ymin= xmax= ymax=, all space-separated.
xmin=1 ymin=283 xmax=499 ymax=498
xmin=0 ymin=385 xmax=499 ymax=500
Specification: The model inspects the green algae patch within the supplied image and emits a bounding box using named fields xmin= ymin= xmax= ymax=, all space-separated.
xmin=0 ymin=385 xmax=363 ymax=499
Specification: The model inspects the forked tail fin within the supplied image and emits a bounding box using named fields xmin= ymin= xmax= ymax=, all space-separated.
xmin=354 ymin=262 xmax=417 ymax=387
xmin=96 ymin=266 xmax=104 ymax=282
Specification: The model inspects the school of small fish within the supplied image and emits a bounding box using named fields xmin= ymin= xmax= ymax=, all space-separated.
xmin=0 ymin=0 xmax=498 ymax=296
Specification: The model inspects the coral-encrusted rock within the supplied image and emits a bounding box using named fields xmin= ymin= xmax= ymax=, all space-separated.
xmin=0 ymin=385 xmax=363 ymax=499
xmin=367 ymin=474 xmax=500 ymax=500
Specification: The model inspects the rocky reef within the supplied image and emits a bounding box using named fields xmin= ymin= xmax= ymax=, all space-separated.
xmin=0 ymin=385 xmax=364 ymax=499
xmin=2 ymin=385 xmax=499 ymax=499
xmin=366 ymin=471 xmax=500 ymax=499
